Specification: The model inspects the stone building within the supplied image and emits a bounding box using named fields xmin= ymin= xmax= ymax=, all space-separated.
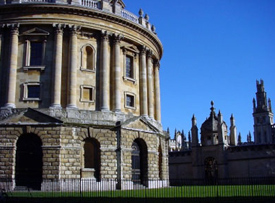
xmin=169 ymin=81 xmax=275 ymax=182
xmin=253 ymin=80 xmax=275 ymax=144
xmin=0 ymin=0 xmax=169 ymax=191
xmin=169 ymin=130 xmax=190 ymax=152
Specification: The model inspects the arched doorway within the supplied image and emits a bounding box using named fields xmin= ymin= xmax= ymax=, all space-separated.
xmin=204 ymin=157 xmax=218 ymax=184
xmin=158 ymin=145 xmax=163 ymax=179
xmin=15 ymin=134 xmax=43 ymax=190
xmin=131 ymin=139 xmax=148 ymax=185
xmin=83 ymin=138 xmax=100 ymax=180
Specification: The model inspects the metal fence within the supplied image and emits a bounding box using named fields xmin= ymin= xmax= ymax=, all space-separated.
xmin=0 ymin=177 xmax=275 ymax=202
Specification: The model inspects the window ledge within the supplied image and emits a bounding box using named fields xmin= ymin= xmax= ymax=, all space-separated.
xmin=123 ymin=76 xmax=136 ymax=84
xmin=125 ymin=105 xmax=136 ymax=110
xmin=23 ymin=66 xmax=45 ymax=71
xmin=23 ymin=98 xmax=41 ymax=101
xmin=80 ymin=68 xmax=96 ymax=73
xmin=80 ymin=100 xmax=95 ymax=103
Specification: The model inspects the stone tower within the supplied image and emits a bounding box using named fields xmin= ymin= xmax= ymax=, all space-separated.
xmin=253 ymin=80 xmax=274 ymax=144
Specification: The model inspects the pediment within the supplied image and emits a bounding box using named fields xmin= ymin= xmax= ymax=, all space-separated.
xmin=122 ymin=45 xmax=139 ymax=54
xmin=121 ymin=116 xmax=160 ymax=133
xmin=0 ymin=108 xmax=63 ymax=125
xmin=21 ymin=27 xmax=50 ymax=36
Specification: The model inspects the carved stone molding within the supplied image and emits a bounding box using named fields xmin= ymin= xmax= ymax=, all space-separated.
xmin=139 ymin=45 xmax=147 ymax=55
xmin=112 ymin=33 xmax=123 ymax=44
xmin=101 ymin=30 xmax=110 ymax=41
xmin=153 ymin=60 xmax=160 ymax=69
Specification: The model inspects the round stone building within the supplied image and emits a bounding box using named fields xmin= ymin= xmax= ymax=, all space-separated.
xmin=0 ymin=0 xmax=169 ymax=190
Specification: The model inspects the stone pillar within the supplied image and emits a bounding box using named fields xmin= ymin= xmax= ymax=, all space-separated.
xmin=147 ymin=50 xmax=154 ymax=119
xmin=0 ymin=31 xmax=2 ymax=78
xmin=101 ymin=30 xmax=110 ymax=111
xmin=154 ymin=61 xmax=161 ymax=122
xmin=113 ymin=34 xmax=122 ymax=112
xmin=139 ymin=46 xmax=148 ymax=116
xmin=51 ymin=25 xmax=63 ymax=108
xmin=5 ymin=25 xmax=19 ymax=108
xmin=67 ymin=26 xmax=78 ymax=109
xmin=0 ymin=32 xmax=2 ymax=62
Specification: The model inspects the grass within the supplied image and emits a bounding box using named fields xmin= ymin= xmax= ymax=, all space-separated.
xmin=7 ymin=185 xmax=275 ymax=198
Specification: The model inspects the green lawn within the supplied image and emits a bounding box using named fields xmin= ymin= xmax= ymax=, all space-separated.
xmin=7 ymin=185 xmax=275 ymax=198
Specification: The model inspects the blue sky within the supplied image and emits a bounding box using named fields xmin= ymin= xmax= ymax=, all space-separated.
xmin=125 ymin=0 xmax=275 ymax=141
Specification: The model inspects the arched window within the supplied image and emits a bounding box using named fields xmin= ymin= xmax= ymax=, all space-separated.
xmin=83 ymin=138 xmax=100 ymax=180
xmin=131 ymin=139 xmax=148 ymax=185
xmin=15 ymin=133 xmax=43 ymax=190
xmin=81 ymin=45 xmax=95 ymax=71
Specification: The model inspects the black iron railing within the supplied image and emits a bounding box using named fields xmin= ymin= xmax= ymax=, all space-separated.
xmin=0 ymin=177 xmax=274 ymax=202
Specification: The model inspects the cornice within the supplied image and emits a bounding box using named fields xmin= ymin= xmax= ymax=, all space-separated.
xmin=0 ymin=4 xmax=163 ymax=59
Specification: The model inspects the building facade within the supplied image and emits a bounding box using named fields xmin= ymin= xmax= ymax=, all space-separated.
xmin=169 ymin=81 xmax=275 ymax=182
xmin=0 ymin=0 xmax=169 ymax=191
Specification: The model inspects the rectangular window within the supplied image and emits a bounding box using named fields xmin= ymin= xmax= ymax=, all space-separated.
xmin=83 ymin=87 xmax=93 ymax=101
xmin=126 ymin=94 xmax=134 ymax=107
xmin=126 ymin=55 xmax=133 ymax=78
xmin=28 ymin=85 xmax=40 ymax=98
xmin=81 ymin=85 xmax=95 ymax=102
xmin=23 ymin=82 xmax=41 ymax=101
xmin=30 ymin=42 xmax=43 ymax=66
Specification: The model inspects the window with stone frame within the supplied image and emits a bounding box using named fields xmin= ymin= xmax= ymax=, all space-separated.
xmin=29 ymin=41 xmax=43 ymax=66
xmin=80 ymin=44 xmax=95 ymax=71
xmin=80 ymin=85 xmax=95 ymax=102
xmin=125 ymin=93 xmax=135 ymax=109
xmin=126 ymin=55 xmax=133 ymax=78
xmin=122 ymin=46 xmax=138 ymax=83
xmin=21 ymin=28 xmax=49 ymax=71
xmin=23 ymin=82 xmax=41 ymax=101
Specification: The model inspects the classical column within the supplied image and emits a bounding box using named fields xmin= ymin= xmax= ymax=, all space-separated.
xmin=101 ymin=30 xmax=110 ymax=111
xmin=154 ymin=61 xmax=161 ymax=122
xmin=0 ymin=31 xmax=2 ymax=73
xmin=5 ymin=25 xmax=19 ymax=108
xmin=113 ymin=34 xmax=122 ymax=112
xmin=139 ymin=46 xmax=148 ymax=116
xmin=147 ymin=50 xmax=154 ymax=118
xmin=0 ymin=32 xmax=2 ymax=62
xmin=51 ymin=25 xmax=63 ymax=108
xmin=67 ymin=26 xmax=78 ymax=109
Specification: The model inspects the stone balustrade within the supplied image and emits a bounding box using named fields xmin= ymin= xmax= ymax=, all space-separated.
xmin=81 ymin=0 xmax=100 ymax=9
xmin=121 ymin=9 xmax=138 ymax=23
xmin=0 ymin=0 xmax=155 ymax=34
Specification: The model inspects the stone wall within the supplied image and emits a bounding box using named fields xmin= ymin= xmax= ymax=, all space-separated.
xmin=169 ymin=144 xmax=275 ymax=180
xmin=227 ymin=145 xmax=275 ymax=178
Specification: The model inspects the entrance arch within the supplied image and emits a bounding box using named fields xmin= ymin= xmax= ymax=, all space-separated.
xmin=131 ymin=139 xmax=148 ymax=185
xmin=204 ymin=157 xmax=218 ymax=183
xmin=158 ymin=145 xmax=163 ymax=179
xmin=15 ymin=133 xmax=42 ymax=190
xmin=83 ymin=138 xmax=100 ymax=180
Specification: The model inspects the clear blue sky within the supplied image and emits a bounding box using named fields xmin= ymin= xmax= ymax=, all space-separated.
xmin=125 ymin=0 xmax=275 ymax=141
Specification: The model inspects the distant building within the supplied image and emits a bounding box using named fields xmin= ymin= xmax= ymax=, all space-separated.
xmin=253 ymin=80 xmax=275 ymax=144
xmin=0 ymin=0 xmax=169 ymax=191
xmin=169 ymin=130 xmax=190 ymax=152
xmin=169 ymin=81 xmax=275 ymax=182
